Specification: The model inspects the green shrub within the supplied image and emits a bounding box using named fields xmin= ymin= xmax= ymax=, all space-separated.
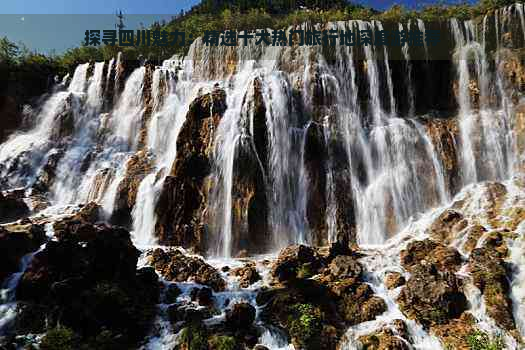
xmin=40 ymin=326 xmax=77 ymax=350
xmin=466 ymin=330 xmax=505 ymax=350
xmin=287 ymin=303 xmax=323 ymax=348
xmin=179 ymin=325 xmax=209 ymax=350
xmin=209 ymin=335 xmax=237 ymax=350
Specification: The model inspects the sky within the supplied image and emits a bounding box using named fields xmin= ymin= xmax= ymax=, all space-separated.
xmin=0 ymin=0 xmax=472 ymax=53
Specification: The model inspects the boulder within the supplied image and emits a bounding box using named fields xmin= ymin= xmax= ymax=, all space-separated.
xmin=358 ymin=328 xmax=410 ymax=350
xmin=52 ymin=202 xmax=102 ymax=241
xmin=147 ymin=248 xmax=226 ymax=292
xmin=231 ymin=263 xmax=261 ymax=288
xmin=272 ymin=245 xmax=324 ymax=283
xmin=400 ymin=239 xmax=462 ymax=273
xmin=428 ymin=209 xmax=467 ymax=244
xmin=430 ymin=313 xmax=477 ymax=350
xmin=0 ymin=191 xmax=30 ymax=224
xmin=328 ymin=256 xmax=362 ymax=280
xmin=0 ymin=223 xmax=46 ymax=283
xmin=397 ymin=264 xmax=468 ymax=328
xmin=225 ymin=303 xmax=256 ymax=330
xmin=385 ymin=272 xmax=406 ymax=290
xmin=190 ymin=287 xmax=214 ymax=307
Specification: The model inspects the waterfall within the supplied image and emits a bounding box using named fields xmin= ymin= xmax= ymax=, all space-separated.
xmin=0 ymin=3 xmax=521 ymax=262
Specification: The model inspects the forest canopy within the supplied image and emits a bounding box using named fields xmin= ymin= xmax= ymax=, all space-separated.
xmin=0 ymin=0 xmax=520 ymax=75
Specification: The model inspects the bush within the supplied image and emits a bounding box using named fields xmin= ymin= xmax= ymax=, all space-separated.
xmin=466 ymin=330 xmax=505 ymax=350
xmin=179 ymin=325 xmax=209 ymax=350
xmin=40 ymin=326 xmax=77 ymax=350
xmin=287 ymin=303 xmax=323 ymax=348
xmin=208 ymin=335 xmax=237 ymax=350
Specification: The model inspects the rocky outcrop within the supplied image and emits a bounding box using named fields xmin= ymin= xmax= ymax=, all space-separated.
xmin=271 ymin=244 xmax=324 ymax=283
xmin=110 ymin=150 xmax=154 ymax=227
xmin=358 ymin=326 xmax=410 ymax=350
xmin=397 ymin=263 xmax=467 ymax=328
xmin=422 ymin=116 xmax=461 ymax=195
xmin=0 ymin=191 xmax=30 ymax=223
xmin=230 ymin=262 xmax=261 ymax=288
xmin=0 ymin=222 xmax=45 ymax=283
xmin=52 ymin=202 xmax=102 ymax=241
xmin=147 ymin=248 xmax=226 ymax=292
xmin=33 ymin=149 xmax=65 ymax=193
xmin=155 ymin=89 xmax=226 ymax=251
xmin=14 ymin=223 xmax=158 ymax=348
xmin=384 ymin=272 xmax=406 ymax=290
xmin=258 ymin=245 xmax=386 ymax=349
xmin=400 ymin=239 xmax=463 ymax=273
xmin=469 ymin=246 xmax=516 ymax=331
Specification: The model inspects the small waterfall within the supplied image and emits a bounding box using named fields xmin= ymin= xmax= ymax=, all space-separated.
xmin=400 ymin=22 xmax=415 ymax=117
xmin=417 ymin=19 xmax=429 ymax=60
xmin=211 ymin=62 xmax=256 ymax=257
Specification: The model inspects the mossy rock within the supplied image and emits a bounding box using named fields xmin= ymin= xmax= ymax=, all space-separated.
xmin=40 ymin=326 xmax=77 ymax=350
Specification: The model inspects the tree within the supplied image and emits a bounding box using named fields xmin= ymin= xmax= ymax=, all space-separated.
xmin=0 ymin=37 xmax=20 ymax=64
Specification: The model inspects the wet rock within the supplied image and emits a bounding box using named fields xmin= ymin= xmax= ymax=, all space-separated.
xmin=231 ymin=263 xmax=261 ymax=288
xmin=337 ymin=283 xmax=387 ymax=325
xmin=163 ymin=283 xmax=182 ymax=304
xmin=328 ymin=255 xmax=362 ymax=280
xmin=147 ymin=248 xmax=226 ymax=292
xmin=225 ymin=303 xmax=256 ymax=330
xmin=397 ymin=264 xmax=468 ymax=328
xmin=228 ymin=135 xmax=269 ymax=255
xmin=384 ymin=272 xmax=406 ymax=290
xmin=272 ymin=245 xmax=324 ymax=283
xmin=400 ymin=239 xmax=462 ymax=273
xmin=430 ymin=312 xmax=476 ymax=350
xmin=111 ymin=150 xmax=153 ymax=227
xmin=190 ymin=287 xmax=214 ymax=306
xmin=253 ymin=345 xmax=269 ymax=350
xmin=33 ymin=149 xmax=64 ymax=193
xmin=422 ymin=116 xmax=461 ymax=195
xmin=391 ymin=319 xmax=411 ymax=342
xmin=52 ymin=202 xmax=102 ymax=241
xmin=0 ymin=223 xmax=46 ymax=283
xmin=155 ymin=89 xmax=227 ymax=251
xmin=358 ymin=327 xmax=410 ymax=350
xmin=463 ymin=224 xmax=487 ymax=253
xmin=0 ymin=191 xmax=30 ymax=224
xmin=50 ymin=95 xmax=75 ymax=141
xmin=428 ymin=209 xmax=468 ymax=244
xmin=303 ymin=122 xmax=328 ymax=245
xmin=468 ymin=246 xmax=516 ymax=331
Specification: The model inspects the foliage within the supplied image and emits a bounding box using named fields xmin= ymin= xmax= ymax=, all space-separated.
xmin=208 ymin=335 xmax=237 ymax=350
xmin=466 ymin=330 xmax=505 ymax=350
xmin=179 ymin=325 xmax=209 ymax=350
xmin=287 ymin=303 xmax=323 ymax=348
xmin=40 ymin=326 xmax=77 ymax=350
xmin=0 ymin=0 xmax=521 ymax=77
